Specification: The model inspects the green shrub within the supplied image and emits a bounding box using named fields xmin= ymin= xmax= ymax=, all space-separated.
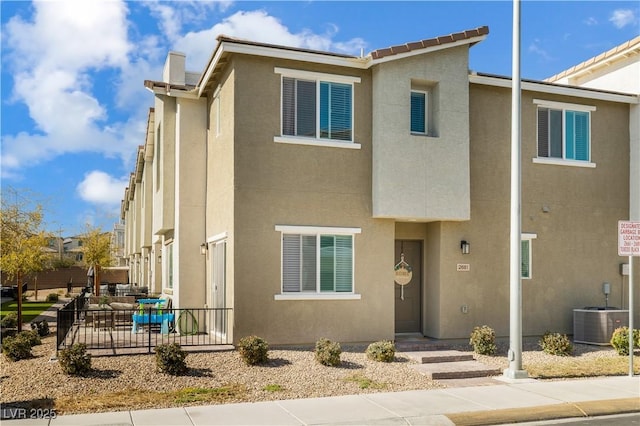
xmin=2 ymin=335 xmax=32 ymax=361
xmin=315 ymin=338 xmax=341 ymax=366
xmin=18 ymin=330 xmax=41 ymax=347
xmin=30 ymin=320 xmax=50 ymax=337
xmin=237 ymin=335 xmax=269 ymax=365
xmin=45 ymin=293 xmax=59 ymax=302
xmin=539 ymin=331 xmax=572 ymax=356
xmin=58 ymin=343 xmax=92 ymax=376
xmin=155 ymin=343 xmax=188 ymax=375
xmin=366 ymin=340 xmax=396 ymax=362
xmin=469 ymin=325 xmax=497 ymax=355
xmin=1 ymin=313 xmax=18 ymax=329
xmin=610 ymin=327 xmax=640 ymax=356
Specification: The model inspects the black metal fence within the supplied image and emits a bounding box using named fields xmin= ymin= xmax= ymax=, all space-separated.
xmin=56 ymin=295 xmax=86 ymax=351
xmin=57 ymin=297 xmax=233 ymax=354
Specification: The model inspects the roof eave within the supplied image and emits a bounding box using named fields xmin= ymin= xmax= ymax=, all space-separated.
xmin=369 ymin=33 xmax=488 ymax=66
xmin=470 ymin=72 xmax=639 ymax=104
xmin=197 ymin=39 xmax=368 ymax=97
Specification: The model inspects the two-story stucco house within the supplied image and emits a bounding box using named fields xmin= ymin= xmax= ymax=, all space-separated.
xmin=122 ymin=26 xmax=639 ymax=345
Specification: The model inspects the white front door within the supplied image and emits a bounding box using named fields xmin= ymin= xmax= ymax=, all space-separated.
xmin=210 ymin=240 xmax=226 ymax=337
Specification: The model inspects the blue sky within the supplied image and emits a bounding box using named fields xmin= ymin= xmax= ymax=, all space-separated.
xmin=1 ymin=1 xmax=638 ymax=237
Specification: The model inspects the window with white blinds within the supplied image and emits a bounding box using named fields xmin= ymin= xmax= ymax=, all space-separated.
xmin=276 ymin=225 xmax=360 ymax=296
xmin=282 ymin=77 xmax=353 ymax=142
xmin=276 ymin=68 xmax=360 ymax=147
xmin=535 ymin=100 xmax=595 ymax=164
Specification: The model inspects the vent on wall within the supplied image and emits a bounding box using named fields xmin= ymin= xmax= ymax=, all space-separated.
xmin=573 ymin=308 xmax=629 ymax=345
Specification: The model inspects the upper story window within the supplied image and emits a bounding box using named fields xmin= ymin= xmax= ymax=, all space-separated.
xmin=274 ymin=68 xmax=361 ymax=150
xmin=410 ymin=90 xmax=428 ymax=134
xmin=534 ymin=99 xmax=596 ymax=167
xmin=274 ymin=225 xmax=361 ymax=300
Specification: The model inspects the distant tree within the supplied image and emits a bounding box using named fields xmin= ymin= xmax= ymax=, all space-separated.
xmin=0 ymin=187 xmax=49 ymax=331
xmin=80 ymin=225 xmax=113 ymax=296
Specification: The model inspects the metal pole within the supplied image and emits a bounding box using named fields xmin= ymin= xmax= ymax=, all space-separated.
xmin=505 ymin=0 xmax=528 ymax=379
xmin=629 ymin=255 xmax=634 ymax=377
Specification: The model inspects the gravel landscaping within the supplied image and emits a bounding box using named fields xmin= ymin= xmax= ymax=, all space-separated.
xmin=1 ymin=330 xmax=632 ymax=416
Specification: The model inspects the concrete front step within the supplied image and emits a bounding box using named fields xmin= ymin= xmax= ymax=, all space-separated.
xmin=404 ymin=350 xmax=474 ymax=364
xmin=411 ymin=360 xmax=502 ymax=380
xmin=395 ymin=341 xmax=452 ymax=352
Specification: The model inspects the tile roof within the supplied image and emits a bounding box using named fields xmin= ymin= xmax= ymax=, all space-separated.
xmin=370 ymin=26 xmax=489 ymax=60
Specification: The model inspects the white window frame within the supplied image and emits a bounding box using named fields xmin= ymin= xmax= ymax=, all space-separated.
xmin=410 ymin=89 xmax=429 ymax=135
xmin=533 ymin=99 xmax=596 ymax=168
xmin=274 ymin=67 xmax=361 ymax=150
xmin=521 ymin=233 xmax=537 ymax=280
xmin=274 ymin=225 xmax=361 ymax=300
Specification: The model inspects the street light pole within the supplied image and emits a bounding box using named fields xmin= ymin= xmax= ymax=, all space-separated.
xmin=504 ymin=0 xmax=528 ymax=380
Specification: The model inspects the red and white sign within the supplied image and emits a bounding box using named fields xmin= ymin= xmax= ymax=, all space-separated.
xmin=618 ymin=221 xmax=640 ymax=256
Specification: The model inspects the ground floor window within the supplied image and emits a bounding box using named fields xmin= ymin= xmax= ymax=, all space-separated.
xmin=275 ymin=225 xmax=361 ymax=300
xmin=521 ymin=233 xmax=537 ymax=280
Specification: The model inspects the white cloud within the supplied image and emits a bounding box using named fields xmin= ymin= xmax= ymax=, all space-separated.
xmin=583 ymin=17 xmax=598 ymax=26
xmin=76 ymin=171 xmax=129 ymax=205
xmin=173 ymin=9 xmax=368 ymax=72
xmin=1 ymin=0 xmax=143 ymax=179
xmin=609 ymin=9 xmax=637 ymax=29
xmin=146 ymin=0 xmax=233 ymax=43
xmin=528 ymin=39 xmax=553 ymax=61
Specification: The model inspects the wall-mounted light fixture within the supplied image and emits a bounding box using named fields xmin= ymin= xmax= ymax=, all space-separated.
xmin=157 ymin=255 xmax=162 ymax=264
xmin=144 ymin=255 xmax=149 ymax=263
xmin=460 ymin=240 xmax=470 ymax=255
xmin=200 ymin=242 xmax=208 ymax=255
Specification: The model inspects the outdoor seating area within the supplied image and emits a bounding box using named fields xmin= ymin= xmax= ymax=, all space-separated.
xmin=56 ymin=294 xmax=231 ymax=354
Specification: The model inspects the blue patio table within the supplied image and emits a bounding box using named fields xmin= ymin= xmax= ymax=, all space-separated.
xmin=131 ymin=312 xmax=175 ymax=334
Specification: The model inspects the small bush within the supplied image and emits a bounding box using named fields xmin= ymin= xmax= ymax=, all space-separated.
xmin=18 ymin=330 xmax=41 ymax=347
xmin=155 ymin=343 xmax=188 ymax=375
xmin=610 ymin=327 xmax=640 ymax=356
xmin=237 ymin=335 xmax=269 ymax=365
xmin=315 ymin=338 xmax=341 ymax=366
xmin=30 ymin=320 xmax=50 ymax=337
xmin=1 ymin=313 xmax=18 ymax=329
xmin=58 ymin=343 xmax=92 ymax=376
xmin=45 ymin=293 xmax=59 ymax=302
xmin=539 ymin=331 xmax=573 ymax=356
xmin=469 ymin=325 xmax=497 ymax=355
xmin=2 ymin=335 xmax=32 ymax=361
xmin=366 ymin=340 xmax=396 ymax=362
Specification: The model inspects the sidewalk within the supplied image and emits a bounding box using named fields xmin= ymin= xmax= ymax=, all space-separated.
xmin=3 ymin=375 xmax=638 ymax=425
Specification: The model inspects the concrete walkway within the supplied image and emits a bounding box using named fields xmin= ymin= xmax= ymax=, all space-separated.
xmin=2 ymin=376 xmax=638 ymax=425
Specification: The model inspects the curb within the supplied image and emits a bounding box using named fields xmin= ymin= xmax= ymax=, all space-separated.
xmin=446 ymin=397 xmax=640 ymax=425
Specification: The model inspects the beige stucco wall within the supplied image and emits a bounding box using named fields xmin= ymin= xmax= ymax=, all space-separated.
xmin=372 ymin=46 xmax=471 ymax=221
xmin=426 ymin=83 xmax=636 ymax=339
xmin=224 ymin=54 xmax=395 ymax=345
xmin=205 ymin=64 xmax=236 ymax=333
xmin=172 ymin=97 xmax=207 ymax=309
xmin=152 ymin=96 xmax=176 ymax=236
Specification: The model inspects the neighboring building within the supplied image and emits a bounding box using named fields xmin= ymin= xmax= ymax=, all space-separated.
xmin=63 ymin=236 xmax=84 ymax=263
xmin=110 ymin=221 xmax=126 ymax=267
xmin=122 ymin=26 xmax=639 ymax=345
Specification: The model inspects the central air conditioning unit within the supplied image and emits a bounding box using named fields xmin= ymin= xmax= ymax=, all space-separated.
xmin=573 ymin=308 xmax=629 ymax=345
